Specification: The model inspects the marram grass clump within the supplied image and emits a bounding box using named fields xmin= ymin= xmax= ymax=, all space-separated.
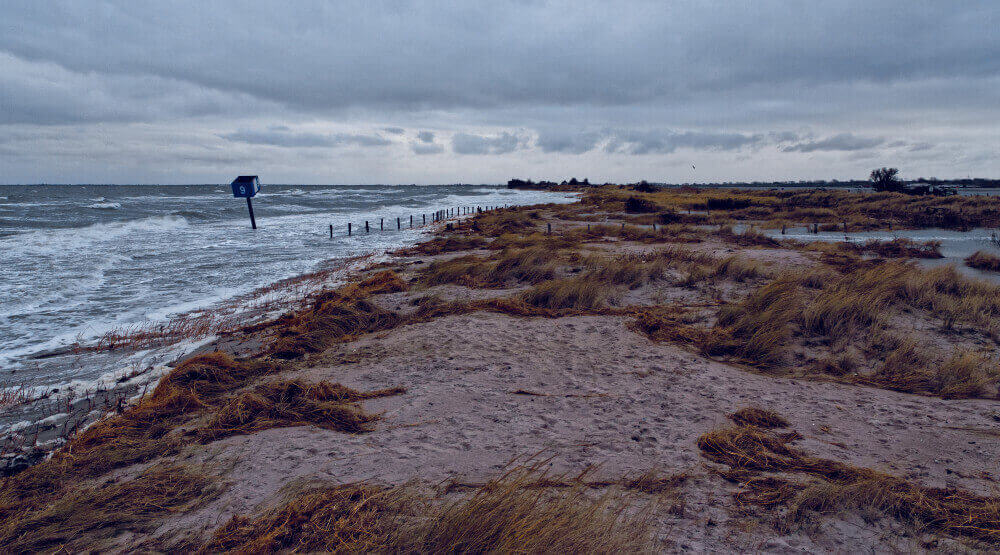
xmin=204 ymin=463 xmax=657 ymax=554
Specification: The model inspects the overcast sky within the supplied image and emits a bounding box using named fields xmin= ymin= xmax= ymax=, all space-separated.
xmin=1 ymin=1 xmax=997 ymax=184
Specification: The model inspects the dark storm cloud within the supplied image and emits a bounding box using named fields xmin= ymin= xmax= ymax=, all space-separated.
xmin=452 ymin=132 xmax=525 ymax=155
xmin=1 ymin=1 xmax=997 ymax=118
xmin=781 ymin=133 xmax=884 ymax=153
xmin=417 ymin=131 xmax=435 ymax=143
xmin=220 ymin=129 xmax=391 ymax=147
xmin=536 ymin=130 xmax=603 ymax=154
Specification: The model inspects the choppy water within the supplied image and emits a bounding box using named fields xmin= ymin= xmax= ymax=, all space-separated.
xmin=0 ymin=184 xmax=576 ymax=390
xmin=765 ymin=226 xmax=1000 ymax=281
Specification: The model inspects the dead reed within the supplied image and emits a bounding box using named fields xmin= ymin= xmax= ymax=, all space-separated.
xmin=966 ymin=250 xmax=1000 ymax=272
xmin=205 ymin=463 xmax=658 ymax=554
xmin=0 ymin=463 xmax=214 ymax=553
xmin=269 ymin=293 xmax=402 ymax=359
xmin=728 ymin=407 xmax=789 ymax=428
xmin=699 ymin=424 xmax=1000 ymax=545
xmin=199 ymin=380 xmax=404 ymax=442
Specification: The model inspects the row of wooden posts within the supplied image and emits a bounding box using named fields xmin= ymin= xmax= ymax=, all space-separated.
xmin=332 ymin=208 xmax=886 ymax=240
xmin=333 ymin=205 xmax=506 ymax=237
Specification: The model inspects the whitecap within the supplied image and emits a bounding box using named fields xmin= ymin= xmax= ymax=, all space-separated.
xmin=86 ymin=202 xmax=122 ymax=210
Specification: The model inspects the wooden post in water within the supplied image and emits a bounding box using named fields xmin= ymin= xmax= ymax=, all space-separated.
xmin=348 ymin=222 xmax=352 ymax=236
xmin=365 ymin=221 xmax=370 ymax=233
xmin=246 ymin=197 xmax=257 ymax=230
xmin=397 ymin=217 xmax=401 ymax=230
xmin=410 ymin=215 xmax=413 ymax=228
xmin=380 ymin=218 xmax=384 ymax=231
xmin=329 ymin=224 xmax=333 ymax=239
xmin=547 ymin=223 xmax=552 ymax=235
xmin=423 ymin=214 xmax=426 ymax=225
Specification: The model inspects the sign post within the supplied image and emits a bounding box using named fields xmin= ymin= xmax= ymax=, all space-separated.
xmin=230 ymin=175 xmax=261 ymax=229
xmin=246 ymin=197 xmax=257 ymax=229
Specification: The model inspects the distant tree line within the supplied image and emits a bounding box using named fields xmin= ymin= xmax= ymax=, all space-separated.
xmin=509 ymin=175 xmax=1000 ymax=191
xmin=508 ymin=178 xmax=598 ymax=190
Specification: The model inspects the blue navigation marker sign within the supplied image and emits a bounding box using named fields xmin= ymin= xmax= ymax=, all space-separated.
xmin=232 ymin=175 xmax=260 ymax=198
xmin=231 ymin=175 xmax=261 ymax=229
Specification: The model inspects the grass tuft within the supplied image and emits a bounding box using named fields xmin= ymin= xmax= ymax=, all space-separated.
xmin=200 ymin=380 xmax=404 ymax=442
xmin=521 ymin=275 xmax=615 ymax=310
xmin=966 ymin=250 xmax=1000 ymax=272
xmin=729 ymin=406 xmax=789 ymax=428
xmin=204 ymin=464 xmax=656 ymax=554
xmin=0 ymin=464 xmax=214 ymax=553
xmin=699 ymin=423 xmax=1000 ymax=545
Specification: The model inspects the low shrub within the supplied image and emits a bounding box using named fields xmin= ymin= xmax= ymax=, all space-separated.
xmin=624 ymin=196 xmax=659 ymax=213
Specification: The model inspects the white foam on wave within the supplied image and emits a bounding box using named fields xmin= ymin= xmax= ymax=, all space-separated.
xmin=2 ymin=214 xmax=190 ymax=257
xmin=86 ymin=202 xmax=122 ymax=210
xmin=0 ymin=189 xmax=578 ymax=390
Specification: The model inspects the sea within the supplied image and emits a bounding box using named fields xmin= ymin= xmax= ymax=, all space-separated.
xmin=0 ymin=184 xmax=577 ymax=396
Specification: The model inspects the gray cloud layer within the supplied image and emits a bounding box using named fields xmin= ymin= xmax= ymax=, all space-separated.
xmin=0 ymin=1 xmax=997 ymax=182
xmin=781 ymin=133 xmax=884 ymax=153
xmin=452 ymin=132 xmax=526 ymax=155
xmin=220 ymin=128 xmax=390 ymax=148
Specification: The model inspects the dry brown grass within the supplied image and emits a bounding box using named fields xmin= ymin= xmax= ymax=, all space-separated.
xmin=934 ymin=351 xmax=999 ymax=399
xmin=626 ymin=305 xmax=707 ymax=347
xmin=472 ymin=209 xmax=540 ymax=236
xmin=697 ymin=260 xmax=1000 ymax=397
xmin=203 ymin=464 xmax=657 ymax=554
xmin=397 ymin=235 xmax=489 ymax=255
xmin=713 ymin=255 xmax=765 ymax=282
xmin=269 ymin=290 xmax=402 ymax=359
xmin=729 ymin=407 xmax=789 ymax=428
xmin=966 ymin=250 xmax=1000 ymax=272
xmin=420 ymin=246 xmax=559 ymax=288
xmin=266 ymin=271 xmax=407 ymax=359
xmin=521 ymin=275 xmax=616 ymax=310
xmin=0 ymin=464 xmax=214 ymax=553
xmin=862 ymin=335 xmax=999 ymax=399
xmin=699 ymin=423 xmax=1000 ymax=545
xmin=702 ymin=278 xmax=803 ymax=368
xmin=204 ymin=483 xmax=416 ymax=553
xmin=0 ymin=348 xmax=399 ymax=551
xmin=584 ymin=186 xmax=1000 ymax=231
xmin=419 ymin=255 xmax=490 ymax=287
xmin=408 ymin=466 xmax=656 ymax=553
xmin=200 ymin=380 xmax=405 ymax=442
